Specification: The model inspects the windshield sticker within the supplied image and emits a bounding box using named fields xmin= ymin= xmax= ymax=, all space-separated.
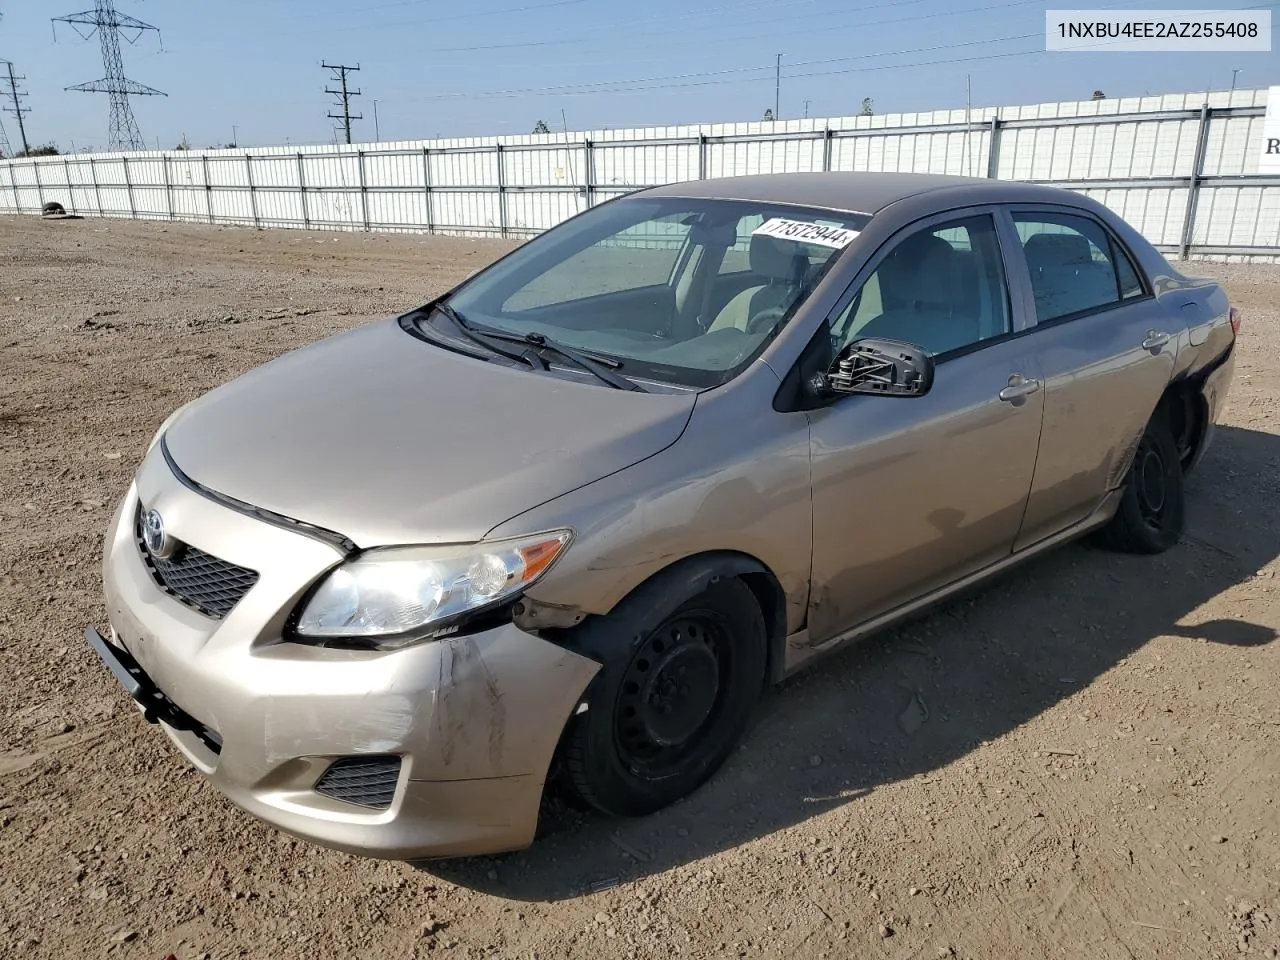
xmin=752 ymin=218 xmax=860 ymax=249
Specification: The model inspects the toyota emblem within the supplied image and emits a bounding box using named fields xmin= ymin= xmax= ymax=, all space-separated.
xmin=141 ymin=508 xmax=178 ymax=560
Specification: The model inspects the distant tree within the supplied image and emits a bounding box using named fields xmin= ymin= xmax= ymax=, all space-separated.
xmin=860 ymin=97 xmax=874 ymax=116
xmin=18 ymin=143 xmax=60 ymax=157
xmin=763 ymin=108 xmax=775 ymax=121
xmin=174 ymin=143 xmax=189 ymax=150
xmin=532 ymin=119 xmax=551 ymax=134
xmin=1091 ymin=90 xmax=1107 ymax=100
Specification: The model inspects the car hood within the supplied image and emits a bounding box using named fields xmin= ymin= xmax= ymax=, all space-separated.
xmin=163 ymin=318 xmax=695 ymax=547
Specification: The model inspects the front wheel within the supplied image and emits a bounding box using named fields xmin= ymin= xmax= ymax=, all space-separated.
xmin=560 ymin=578 xmax=767 ymax=817
xmin=1097 ymin=411 xmax=1185 ymax=554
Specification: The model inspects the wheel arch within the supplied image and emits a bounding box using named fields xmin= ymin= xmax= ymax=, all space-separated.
xmin=542 ymin=549 xmax=790 ymax=686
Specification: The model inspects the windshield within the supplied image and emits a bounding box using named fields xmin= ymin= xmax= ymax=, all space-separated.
xmin=442 ymin=197 xmax=870 ymax=388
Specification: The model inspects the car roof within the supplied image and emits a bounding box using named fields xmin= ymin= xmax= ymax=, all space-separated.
xmin=635 ymin=172 xmax=1081 ymax=217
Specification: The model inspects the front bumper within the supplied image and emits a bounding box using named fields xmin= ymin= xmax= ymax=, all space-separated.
xmin=92 ymin=445 xmax=600 ymax=860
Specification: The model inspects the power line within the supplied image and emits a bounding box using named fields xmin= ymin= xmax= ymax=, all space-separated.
xmin=52 ymin=1 xmax=166 ymax=152
xmin=1 ymin=60 xmax=31 ymax=155
xmin=406 ymin=33 xmax=1040 ymax=102
xmin=323 ymin=62 xmax=362 ymax=145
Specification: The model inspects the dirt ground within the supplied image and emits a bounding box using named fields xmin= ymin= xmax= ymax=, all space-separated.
xmin=2 ymin=214 xmax=1279 ymax=960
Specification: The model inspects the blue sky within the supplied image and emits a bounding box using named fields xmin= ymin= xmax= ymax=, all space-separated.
xmin=0 ymin=0 xmax=1276 ymax=151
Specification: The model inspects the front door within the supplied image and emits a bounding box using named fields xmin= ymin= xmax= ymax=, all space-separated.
xmin=807 ymin=211 xmax=1043 ymax=642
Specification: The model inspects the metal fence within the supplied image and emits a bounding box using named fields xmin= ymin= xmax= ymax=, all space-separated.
xmin=2 ymin=88 xmax=1277 ymax=261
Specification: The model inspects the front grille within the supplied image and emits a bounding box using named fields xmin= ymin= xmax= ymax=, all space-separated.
xmin=135 ymin=509 xmax=259 ymax=619
xmin=314 ymin=756 xmax=402 ymax=809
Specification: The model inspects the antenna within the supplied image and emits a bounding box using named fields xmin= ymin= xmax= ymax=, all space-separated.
xmin=52 ymin=1 xmax=166 ymax=152
xmin=323 ymin=62 xmax=362 ymax=145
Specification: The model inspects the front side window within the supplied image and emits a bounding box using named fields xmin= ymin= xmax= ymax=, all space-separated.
xmin=830 ymin=214 xmax=1011 ymax=357
xmin=444 ymin=197 xmax=870 ymax=387
xmin=1013 ymin=212 xmax=1144 ymax=323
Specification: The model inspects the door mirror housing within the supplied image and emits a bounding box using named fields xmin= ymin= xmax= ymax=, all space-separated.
xmin=813 ymin=338 xmax=934 ymax=398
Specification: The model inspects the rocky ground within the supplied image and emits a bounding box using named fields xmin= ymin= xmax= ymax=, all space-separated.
xmin=1 ymin=214 xmax=1278 ymax=960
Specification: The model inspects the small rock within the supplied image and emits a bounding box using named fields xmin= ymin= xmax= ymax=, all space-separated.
xmin=87 ymin=887 xmax=108 ymax=901
xmin=809 ymin=755 xmax=823 ymax=768
xmin=879 ymin=924 xmax=894 ymax=938
xmin=594 ymin=912 xmax=610 ymax=924
xmin=58 ymin=721 xmax=75 ymax=734
xmin=112 ymin=930 xmax=137 ymax=943
xmin=910 ymin=886 xmax=921 ymax=896
xmin=1214 ymin=835 xmax=1228 ymax=844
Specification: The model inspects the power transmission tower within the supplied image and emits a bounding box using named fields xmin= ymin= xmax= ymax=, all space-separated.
xmin=0 ymin=116 xmax=11 ymax=158
xmin=52 ymin=1 xmax=166 ymax=151
xmin=1 ymin=60 xmax=31 ymax=155
xmin=323 ymin=62 xmax=362 ymax=145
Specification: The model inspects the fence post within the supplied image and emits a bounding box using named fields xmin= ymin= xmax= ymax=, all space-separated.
xmin=201 ymin=155 xmax=214 ymax=223
xmin=985 ymin=117 xmax=1002 ymax=178
xmin=422 ymin=147 xmax=434 ymax=235
xmin=822 ymin=128 xmax=834 ymax=172
xmin=245 ymin=154 xmax=260 ymax=228
xmin=161 ymin=154 xmax=174 ymax=220
xmin=4 ymin=161 xmax=18 ymax=212
xmin=296 ymin=152 xmax=310 ymax=229
xmin=495 ymin=144 xmax=507 ymax=238
xmin=698 ymin=133 xmax=708 ymax=180
xmin=122 ymin=157 xmax=136 ymax=218
xmin=357 ymin=149 xmax=370 ymax=231
xmin=583 ymin=138 xmax=594 ymax=209
xmin=63 ymin=156 xmax=77 ymax=215
xmin=32 ymin=160 xmax=45 ymax=209
xmin=1179 ymin=104 xmax=1211 ymax=260
xmin=89 ymin=157 xmax=102 ymax=215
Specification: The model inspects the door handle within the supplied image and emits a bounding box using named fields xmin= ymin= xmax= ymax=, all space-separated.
xmin=1141 ymin=330 xmax=1171 ymax=351
xmin=998 ymin=375 xmax=1041 ymax=403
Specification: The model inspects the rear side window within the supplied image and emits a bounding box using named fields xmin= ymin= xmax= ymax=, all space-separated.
xmin=1013 ymin=212 xmax=1145 ymax=323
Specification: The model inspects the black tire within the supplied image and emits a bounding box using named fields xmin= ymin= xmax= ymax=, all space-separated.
xmin=560 ymin=577 xmax=767 ymax=817
xmin=41 ymin=201 xmax=66 ymax=217
xmin=1097 ymin=410 xmax=1185 ymax=554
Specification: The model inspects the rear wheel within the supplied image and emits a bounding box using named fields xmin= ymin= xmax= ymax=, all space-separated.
xmin=560 ymin=578 xmax=767 ymax=817
xmin=1098 ymin=411 xmax=1185 ymax=554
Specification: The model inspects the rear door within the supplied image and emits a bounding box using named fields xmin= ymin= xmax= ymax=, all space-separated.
xmin=1004 ymin=207 xmax=1184 ymax=550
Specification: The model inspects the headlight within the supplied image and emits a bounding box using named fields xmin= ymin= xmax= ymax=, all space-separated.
xmin=147 ymin=402 xmax=192 ymax=453
xmin=294 ymin=530 xmax=572 ymax=648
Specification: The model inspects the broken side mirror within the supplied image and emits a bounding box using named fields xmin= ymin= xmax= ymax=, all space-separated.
xmin=811 ymin=338 xmax=934 ymax=398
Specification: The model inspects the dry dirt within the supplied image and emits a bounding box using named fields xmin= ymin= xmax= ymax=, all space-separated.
xmin=2 ymin=214 xmax=1279 ymax=960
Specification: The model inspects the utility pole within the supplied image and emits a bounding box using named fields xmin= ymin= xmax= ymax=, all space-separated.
xmin=323 ymin=62 xmax=362 ymax=145
xmin=803 ymin=99 xmax=810 ymax=120
xmin=372 ymin=99 xmax=381 ymax=141
xmin=774 ymin=53 xmax=781 ymax=120
xmin=1230 ymin=68 xmax=1241 ymax=93
xmin=1 ymin=60 xmax=31 ymax=155
xmin=52 ymin=1 xmax=166 ymax=152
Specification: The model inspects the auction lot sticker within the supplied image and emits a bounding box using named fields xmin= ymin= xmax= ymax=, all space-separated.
xmin=752 ymin=218 xmax=860 ymax=249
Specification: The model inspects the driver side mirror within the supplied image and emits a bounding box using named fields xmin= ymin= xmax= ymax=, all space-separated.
xmin=810 ymin=338 xmax=934 ymax=399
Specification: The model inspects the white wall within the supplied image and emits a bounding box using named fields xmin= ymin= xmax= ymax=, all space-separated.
xmin=2 ymin=88 xmax=1276 ymax=260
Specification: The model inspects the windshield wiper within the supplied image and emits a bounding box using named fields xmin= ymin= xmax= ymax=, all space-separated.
xmin=430 ymin=302 xmax=548 ymax=371
xmin=476 ymin=329 xmax=645 ymax=392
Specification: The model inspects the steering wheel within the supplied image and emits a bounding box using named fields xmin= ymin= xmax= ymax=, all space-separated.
xmin=745 ymin=306 xmax=788 ymax=336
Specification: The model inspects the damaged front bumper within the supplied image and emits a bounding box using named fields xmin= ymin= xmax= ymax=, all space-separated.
xmin=90 ymin=447 xmax=600 ymax=860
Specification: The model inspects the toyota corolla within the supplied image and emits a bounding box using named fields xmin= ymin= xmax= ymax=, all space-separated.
xmin=87 ymin=172 xmax=1238 ymax=859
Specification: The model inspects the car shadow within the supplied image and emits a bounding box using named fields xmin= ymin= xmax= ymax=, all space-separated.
xmin=416 ymin=424 xmax=1279 ymax=901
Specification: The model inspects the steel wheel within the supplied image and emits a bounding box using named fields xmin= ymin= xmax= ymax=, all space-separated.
xmin=614 ymin=611 xmax=731 ymax=779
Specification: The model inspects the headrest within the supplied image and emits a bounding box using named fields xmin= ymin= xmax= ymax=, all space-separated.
xmin=878 ymin=232 xmax=957 ymax=308
xmin=749 ymin=234 xmax=808 ymax=282
xmin=1024 ymin=232 xmax=1092 ymax=270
